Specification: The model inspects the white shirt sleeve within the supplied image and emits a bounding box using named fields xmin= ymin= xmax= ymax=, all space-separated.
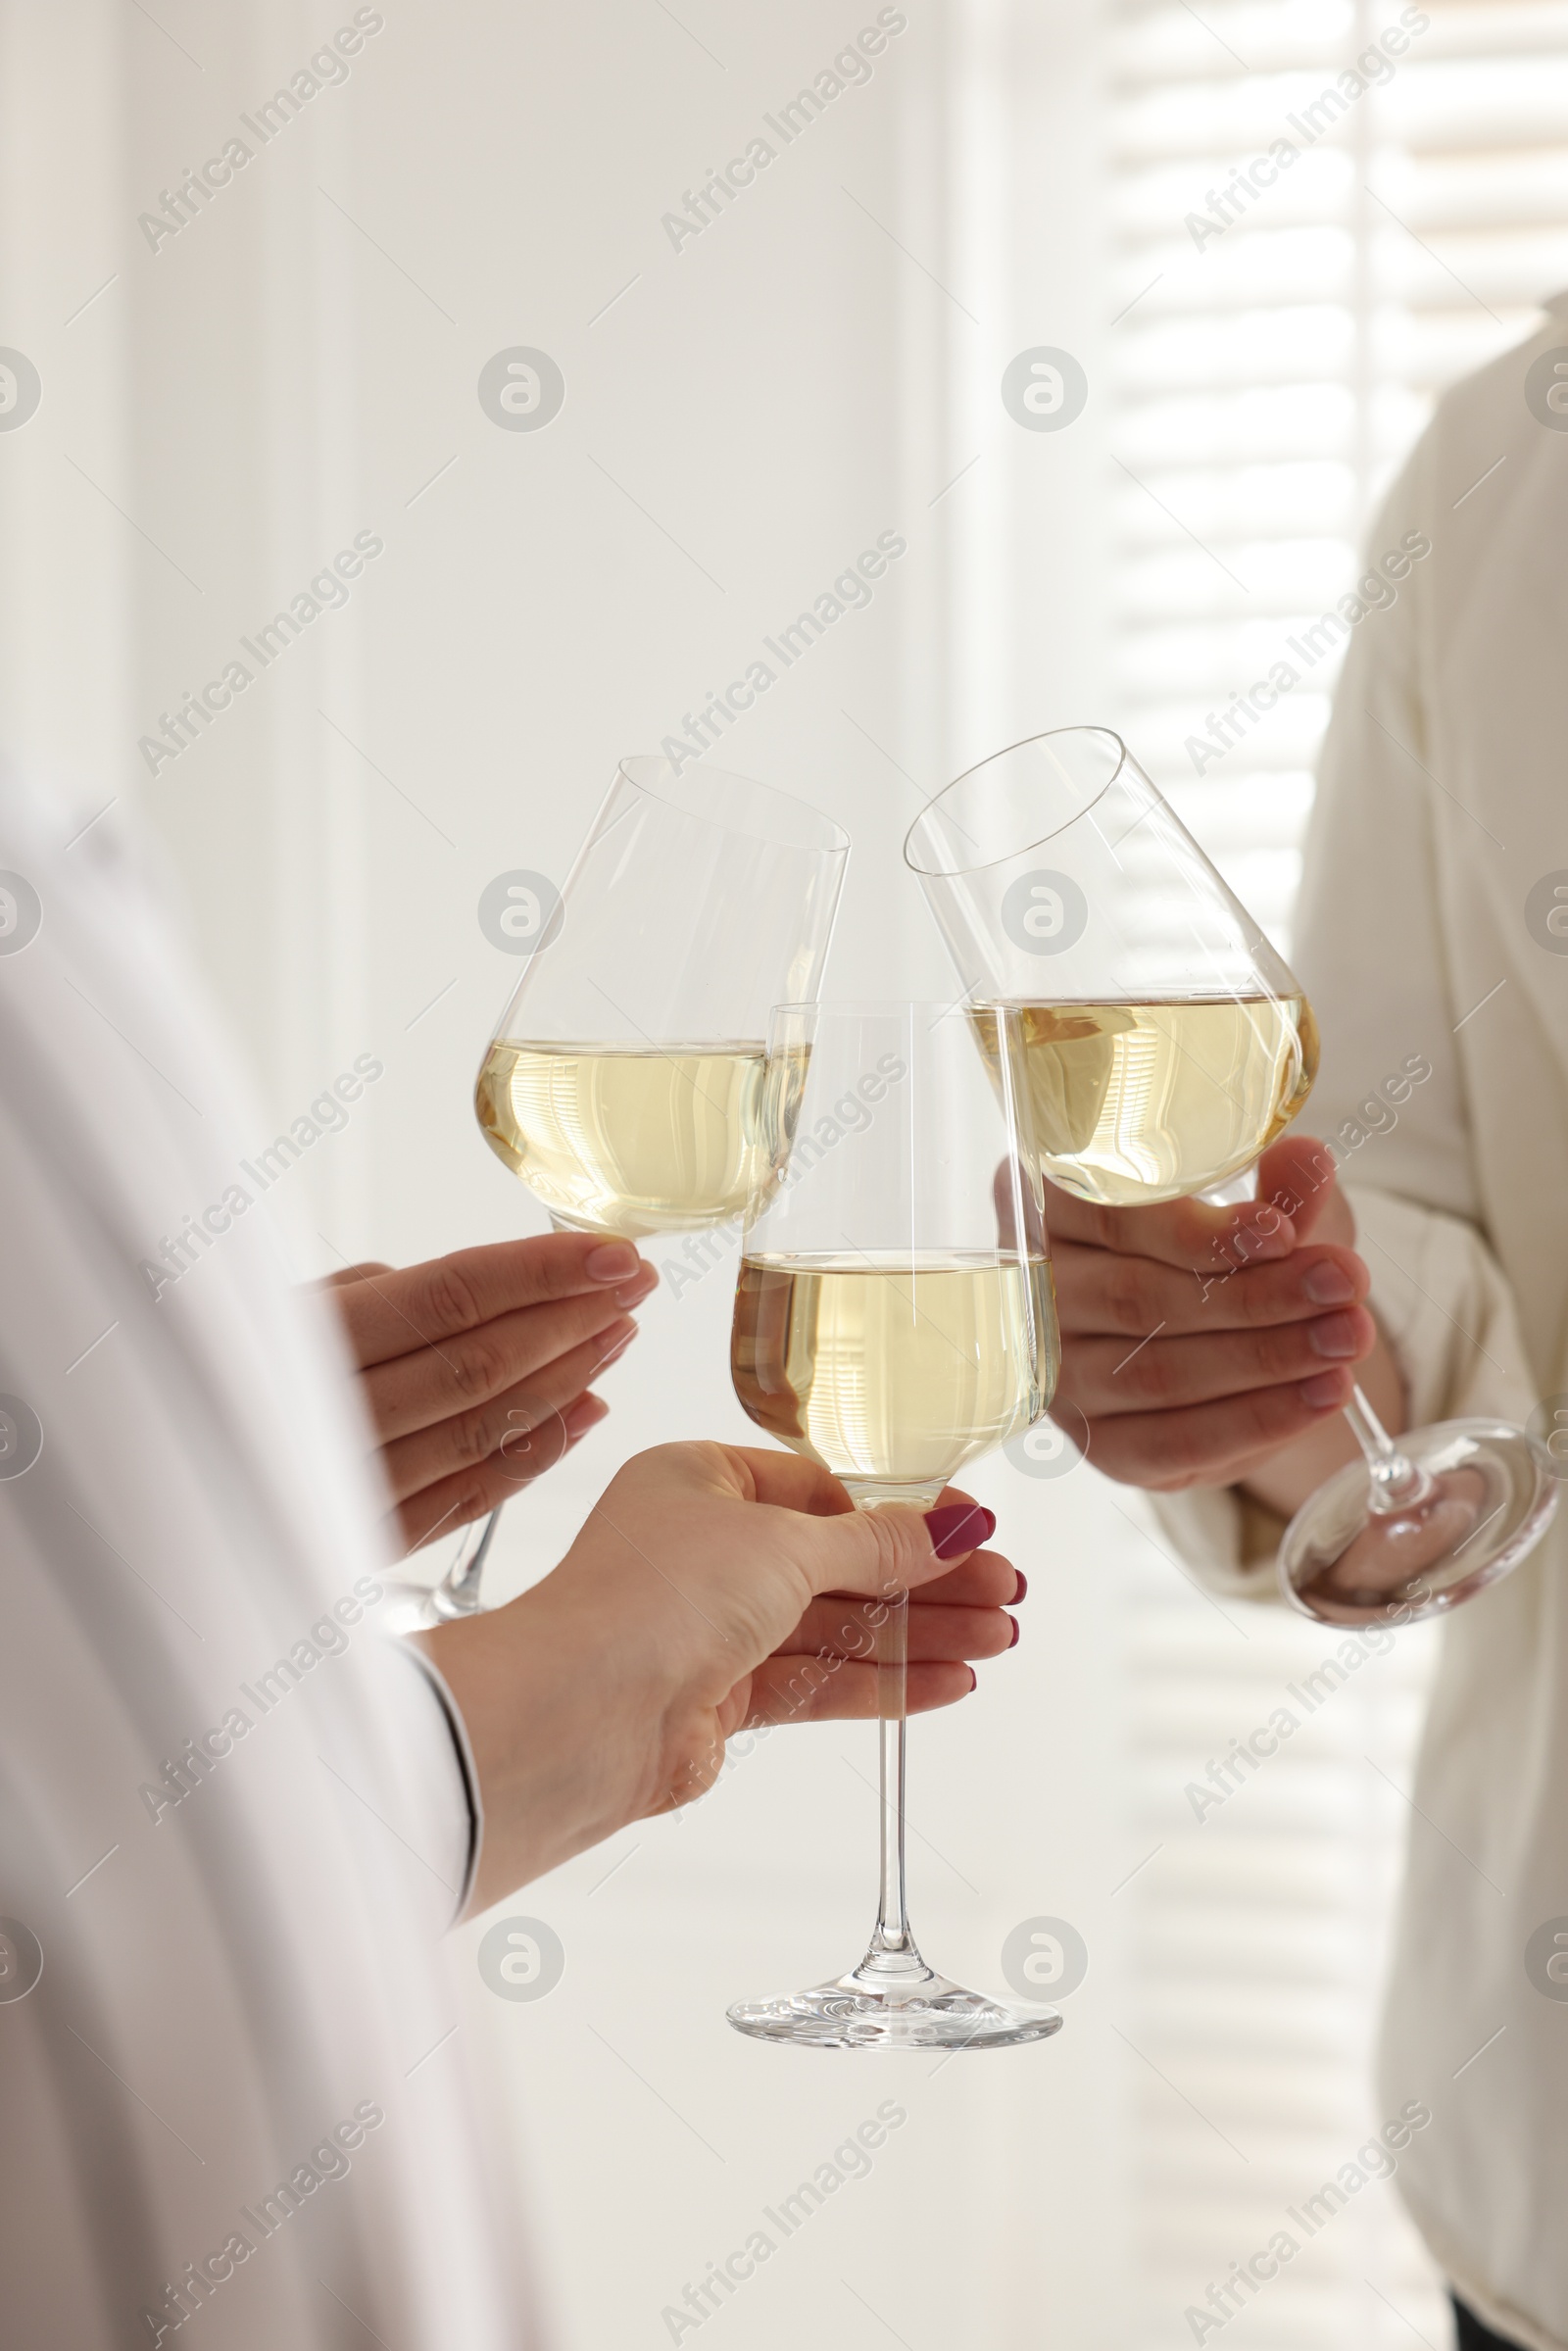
xmin=390 ymin=1640 xmax=483 ymax=1919
xmin=0 ymin=762 xmax=536 ymax=2351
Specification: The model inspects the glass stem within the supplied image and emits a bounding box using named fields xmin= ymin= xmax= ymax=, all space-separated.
xmin=1202 ymin=1173 xmax=1434 ymax=1518
xmin=845 ymin=1485 xmax=940 ymax=1985
xmin=1343 ymin=1383 xmax=1432 ymax=1515
xmin=431 ymin=1507 xmax=500 ymax=1618
xmin=427 ymin=1207 xmax=583 ymax=1621
xmin=873 ymin=1593 xmax=912 ymax=1956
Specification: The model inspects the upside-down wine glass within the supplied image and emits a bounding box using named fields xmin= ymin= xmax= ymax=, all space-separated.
xmin=905 ymin=726 xmax=1556 ymax=1628
xmin=726 ymin=1000 xmax=1062 ymax=2048
xmin=379 ymin=758 xmax=849 ymax=1635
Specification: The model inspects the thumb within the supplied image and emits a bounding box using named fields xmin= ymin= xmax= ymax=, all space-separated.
xmin=1257 ymin=1133 xmax=1341 ymax=1244
xmin=804 ymin=1497 xmax=998 ymax=1600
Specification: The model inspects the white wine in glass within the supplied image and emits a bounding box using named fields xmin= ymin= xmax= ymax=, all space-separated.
xmin=907 ymin=727 xmax=1556 ymax=1629
xmin=970 ymin=996 xmax=1318 ymax=1208
xmin=381 ymin=759 xmax=846 ymax=1634
xmin=476 ymin=1040 xmax=776 ymax=1236
xmin=733 ymin=1253 xmax=1055 ymax=1484
xmin=727 ymin=1002 xmax=1062 ymax=2052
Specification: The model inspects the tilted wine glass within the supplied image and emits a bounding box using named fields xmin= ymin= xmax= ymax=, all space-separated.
xmin=726 ymin=1000 xmax=1062 ymax=2049
xmin=905 ymin=726 xmax=1556 ymax=1628
xmin=380 ymin=758 xmax=848 ymax=1634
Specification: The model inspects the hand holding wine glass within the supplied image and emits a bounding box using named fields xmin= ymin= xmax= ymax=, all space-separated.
xmin=416 ymin=1440 xmax=1017 ymax=1910
xmin=906 ymin=726 xmax=1557 ymax=1625
xmin=319 ymin=1230 xmax=658 ymax=1554
xmin=1040 ymin=1130 xmax=1381 ymax=1493
xmin=383 ymin=758 xmax=847 ymax=1631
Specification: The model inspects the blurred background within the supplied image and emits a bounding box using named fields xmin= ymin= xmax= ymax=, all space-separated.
xmin=3 ymin=1 xmax=1565 ymax=2342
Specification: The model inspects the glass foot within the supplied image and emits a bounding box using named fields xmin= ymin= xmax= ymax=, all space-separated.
xmin=728 ymin=1959 xmax=1063 ymax=2051
xmin=1279 ymin=1417 xmax=1558 ymax=1628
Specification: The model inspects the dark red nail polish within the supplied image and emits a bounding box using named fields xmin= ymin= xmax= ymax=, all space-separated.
xmin=1013 ymin=1571 xmax=1028 ymax=1602
xmin=924 ymin=1501 xmax=997 ymax=1559
xmin=1006 ymin=1614 xmax=1020 ymax=1648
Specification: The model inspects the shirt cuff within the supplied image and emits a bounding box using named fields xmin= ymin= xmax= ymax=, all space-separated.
xmin=384 ymin=1638 xmax=483 ymax=1924
xmin=1346 ymin=1182 xmax=1538 ymax=1431
xmin=1147 ymin=1482 xmax=1285 ymax=1598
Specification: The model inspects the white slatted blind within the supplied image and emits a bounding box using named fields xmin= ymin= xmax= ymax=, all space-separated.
xmin=1112 ymin=0 xmax=1568 ymax=942
xmin=1109 ymin=5 xmax=1568 ymax=2342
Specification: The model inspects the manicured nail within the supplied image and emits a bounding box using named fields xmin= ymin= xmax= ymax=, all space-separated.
xmin=1013 ymin=1571 xmax=1028 ymax=1602
xmin=613 ymin=1267 xmax=659 ymax=1307
xmin=924 ymin=1501 xmax=997 ymax=1559
xmin=1006 ymin=1614 xmax=1020 ymax=1649
xmin=564 ymin=1395 xmax=609 ymax=1439
xmin=1307 ymin=1311 xmax=1361 ymax=1359
xmin=966 ymin=1667 xmax=978 ymax=1692
xmin=585 ymin=1242 xmax=640 ymax=1282
xmin=1302 ymin=1260 xmax=1355 ymax=1305
xmin=1299 ymin=1370 xmax=1348 ymax=1409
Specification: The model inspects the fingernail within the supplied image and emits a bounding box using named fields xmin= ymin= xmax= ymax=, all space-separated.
xmin=1013 ymin=1571 xmax=1028 ymax=1602
xmin=1006 ymin=1614 xmax=1020 ymax=1648
xmin=966 ymin=1667 xmax=978 ymax=1692
xmin=613 ymin=1268 xmax=659 ymax=1307
xmin=586 ymin=1242 xmax=640 ymax=1282
xmin=1302 ymin=1260 xmax=1355 ymax=1305
xmin=564 ymin=1395 xmax=609 ymax=1439
xmin=1307 ymin=1311 xmax=1361 ymax=1360
xmin=1299 ymin=1370 xmax=1348 ymax=1409
xmin=924 ymin=1501 xmax=997 ymax=1559
xmin=1236 ymin=1215 xmax=1293 ymax=1261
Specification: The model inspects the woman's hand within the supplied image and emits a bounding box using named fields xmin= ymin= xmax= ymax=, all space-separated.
xmin=319 ymin=1233 xmax=657 ymax=1553
xmin=755 ymin=1522 xmax=1019 ymax=1729
xmin=1046 ymin=1133 xmax=1405 ymax=1505
xmin=416 ymin=1443 xmax=1021 ymax=1912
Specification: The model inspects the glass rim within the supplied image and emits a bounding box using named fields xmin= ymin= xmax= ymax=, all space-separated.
xmin=764 ymin=999 xmax=1037 ymax=1050
xmin=767 ymin=997 xmax=1019 ymax=1021
xmin=617 ymin=754 xmax=850 ymax=858
xmin=901 ymin=724 xmax=1131 ymax=879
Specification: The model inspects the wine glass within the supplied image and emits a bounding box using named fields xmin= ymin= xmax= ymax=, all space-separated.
xmin=380 ymin=758 xmax=849 ymax=1634
xmin=905 ymin=726 xmax=1557 ymax=1629
xmin=726 ymin=1000 xmax=1063 ymax=2049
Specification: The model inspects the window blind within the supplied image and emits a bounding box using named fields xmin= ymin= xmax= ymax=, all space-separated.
xmin=1112 ymin=0 xmax=1568 ymax=942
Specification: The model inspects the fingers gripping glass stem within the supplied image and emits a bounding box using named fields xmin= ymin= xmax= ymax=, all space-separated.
xmin=382 ymin=759 xmax=849 ymax=1638
xmin=906 ymin=725 xmax=1559 ymax=1630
